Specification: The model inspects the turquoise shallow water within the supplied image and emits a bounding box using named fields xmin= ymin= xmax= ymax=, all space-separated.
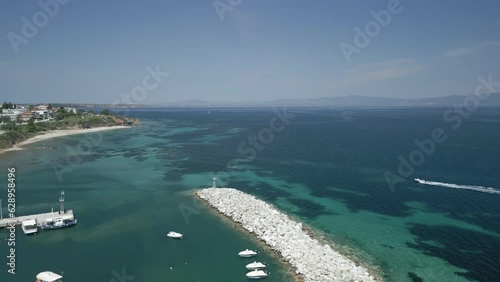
xmin=1 ymin=107 xmax=500 ymax=281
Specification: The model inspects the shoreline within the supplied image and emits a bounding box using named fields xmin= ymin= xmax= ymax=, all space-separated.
xmin=196 ymin=188 xmax=382 ymax=282
xmin=0 ymin=126 xmax=130 ymax=155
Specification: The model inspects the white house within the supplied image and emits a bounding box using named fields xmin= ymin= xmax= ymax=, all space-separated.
xmin=66 ymin=107 xmax=78 ymax=114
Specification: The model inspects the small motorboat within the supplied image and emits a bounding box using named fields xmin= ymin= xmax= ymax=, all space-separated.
xmin=36 ymin=271 xmax=63 ymax=282
xmin=246 ymin=261 xmax=267 ymax=270
xmin=238 ymin=249 xmax=258 ymax=257
xmin=246 ymin=269 xmax=269 ymax=279
xmin=40 ymin=218 xmax=77 ymax=230
xmin=21 ymin=219 xmax=38 ymax=235
xmin=167 ymin=231 xmax=183 ymax=239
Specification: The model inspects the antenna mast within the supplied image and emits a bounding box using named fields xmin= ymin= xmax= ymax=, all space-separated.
xmin=59 ymin=191 xmax=65 ymax=214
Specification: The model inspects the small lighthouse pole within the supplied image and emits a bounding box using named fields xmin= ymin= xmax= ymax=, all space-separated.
xmin=59 ymin=191 xmax=65 ymax=214
xmin=212 ymin=177 xmax=217 ymax=188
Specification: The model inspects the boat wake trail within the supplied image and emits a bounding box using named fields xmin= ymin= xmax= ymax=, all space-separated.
xmin=415 ymin=178 xmax=500 ymax=194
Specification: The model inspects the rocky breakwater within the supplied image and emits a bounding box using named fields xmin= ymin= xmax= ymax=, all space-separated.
xmin=197 ymin=188 xmax=379 ymax=282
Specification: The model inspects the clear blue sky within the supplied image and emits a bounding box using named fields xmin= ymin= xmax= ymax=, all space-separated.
xmin=1 ymin=0 xmax=499 ymax=104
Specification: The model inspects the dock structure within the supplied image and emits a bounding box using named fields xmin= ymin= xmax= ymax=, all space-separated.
xmin=0 ymin=191 xmax=75 ymax=228
xmin=0 ymin=210 xmax=74 ymax=228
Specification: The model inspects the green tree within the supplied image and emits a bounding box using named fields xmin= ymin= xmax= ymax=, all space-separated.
xmin=2 ymin=120 xmax=17 ymax=131
xmin=2 ymin=102 xmax=14 ymax=109
xmin=27 ymin=118 xmax=37 ymax=132
xmin=47 ymin=103 xmax=53 ymax=110
xmin=101 ymin=109 xmax=111 ymax=115
xmin=0 ymin=116 xmax=10 ymax=123
xmin=55 ymin=107 xmax=66 ymax=120
xmin=28 ymin=105 xmax=34 ymax=111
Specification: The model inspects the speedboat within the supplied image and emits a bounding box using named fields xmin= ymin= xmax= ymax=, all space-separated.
xmin=167 ymin=231 xmax=183 ymax=239
xmin=35 ymin=271 xmax=63 ymax=282
xmin=246 ymin=269 xmax=269 ymax=279
xmin=21 ymin=219 xmax=38 ymax=235
xmin=238 ymin=249 xmax=258 ymax=257
xmin=246 ymin=261 xmax=267 ymax=270
xmin=40 ymin=218 xmax=77 ymax=230
xmin=414 ymin=178 xmax=428 ymax=184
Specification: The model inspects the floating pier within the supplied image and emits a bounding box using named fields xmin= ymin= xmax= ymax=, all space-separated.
xmin=0 ymin=191 xmax=74 ymax=228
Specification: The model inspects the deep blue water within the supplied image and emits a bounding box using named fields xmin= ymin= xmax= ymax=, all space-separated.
xmin=1 ymin=107 xmax=499 ymax=281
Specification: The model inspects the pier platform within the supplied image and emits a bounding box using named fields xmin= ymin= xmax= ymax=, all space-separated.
xmin=0 ymin=210 xmax=74 ymax=228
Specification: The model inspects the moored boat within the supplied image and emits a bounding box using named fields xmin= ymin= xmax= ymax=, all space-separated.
xmin=21 ymin=219 xmax=38 ymax=235
xmin=246 ymin=261 xmax=267 ymax=270
xmin=40 ymin=218 xmax=77 ymax=230
xmin=35 ymin=271 xmax=63 ymax=282
xmin=239 ymin=249 xmax=258 ymax=257
xmin=246 ymin=269 xmax=269 ymax=279
xmin=167 ymin=231 xmax=183 ymax=239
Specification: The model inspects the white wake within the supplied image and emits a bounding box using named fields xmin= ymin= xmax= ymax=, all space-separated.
xmin=415 ymin=178 xmax=500 ymax=194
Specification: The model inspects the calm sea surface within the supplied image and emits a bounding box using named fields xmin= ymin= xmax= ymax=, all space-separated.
xmin=1 ymin=107 xmax=499 ymax=282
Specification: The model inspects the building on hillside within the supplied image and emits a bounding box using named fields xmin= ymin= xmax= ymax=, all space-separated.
xmin=34 ymin=110 xmax=49 ymax=120
xmin=66 ymin=107 xmax=78 ymax=114
xmin=0 ymin=113 xmax=17 ymax=121
xmin=20 ymin=112 xmax=34 ymax=122
xmin=2 ymin=108 xmax=23 ymax=115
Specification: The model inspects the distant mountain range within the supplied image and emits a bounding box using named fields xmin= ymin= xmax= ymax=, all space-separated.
xmin=61 ymin=93 xmax=500 ymax=108
xmin=154 ymin=93 xmax=500 ymax=107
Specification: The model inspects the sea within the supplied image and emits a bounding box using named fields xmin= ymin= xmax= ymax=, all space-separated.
xmin=0 ymin=107 xmax=499 ymax=282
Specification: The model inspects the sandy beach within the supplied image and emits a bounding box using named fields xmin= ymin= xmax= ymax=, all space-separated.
xmin=0 ymin=126 xmax=130 ymax=155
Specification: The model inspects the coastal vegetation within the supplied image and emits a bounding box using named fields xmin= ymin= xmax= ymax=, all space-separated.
xmin=0 ymin=106 xmax=138 ymax=151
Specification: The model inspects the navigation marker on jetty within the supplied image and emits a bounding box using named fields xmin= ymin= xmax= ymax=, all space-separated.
xmin=212 ymin=177 xmax=217 ymax=188
xmin=59 ymin=191 xmax=65 ymax=214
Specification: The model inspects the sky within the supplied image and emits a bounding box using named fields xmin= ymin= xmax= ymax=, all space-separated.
xmin=0 ymin=0 xmax=499 ymax=104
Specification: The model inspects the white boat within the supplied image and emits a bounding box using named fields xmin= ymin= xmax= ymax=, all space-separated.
xmin=238 ymin=249 xmax=258 ymax=257
xmin=36 ymin=271 xmax=63 ymax=282
xmin=167 ymin=231 xmax=183 ymax=239
xmin=415 ymin=178 xmax=424 ymax=183
xmin=40 ymin=218 xmax=77 ymax=230
xmin=21 ymin=219 xmax=38 ymax=235
xmin=246 ymin=269 xmax=269 ymax=279
xmin=246 ymin=261 xmax=267 ymax=270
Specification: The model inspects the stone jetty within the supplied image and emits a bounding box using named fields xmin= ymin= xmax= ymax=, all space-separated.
xmin=197 ymin=188 xmax=379 ymax=282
